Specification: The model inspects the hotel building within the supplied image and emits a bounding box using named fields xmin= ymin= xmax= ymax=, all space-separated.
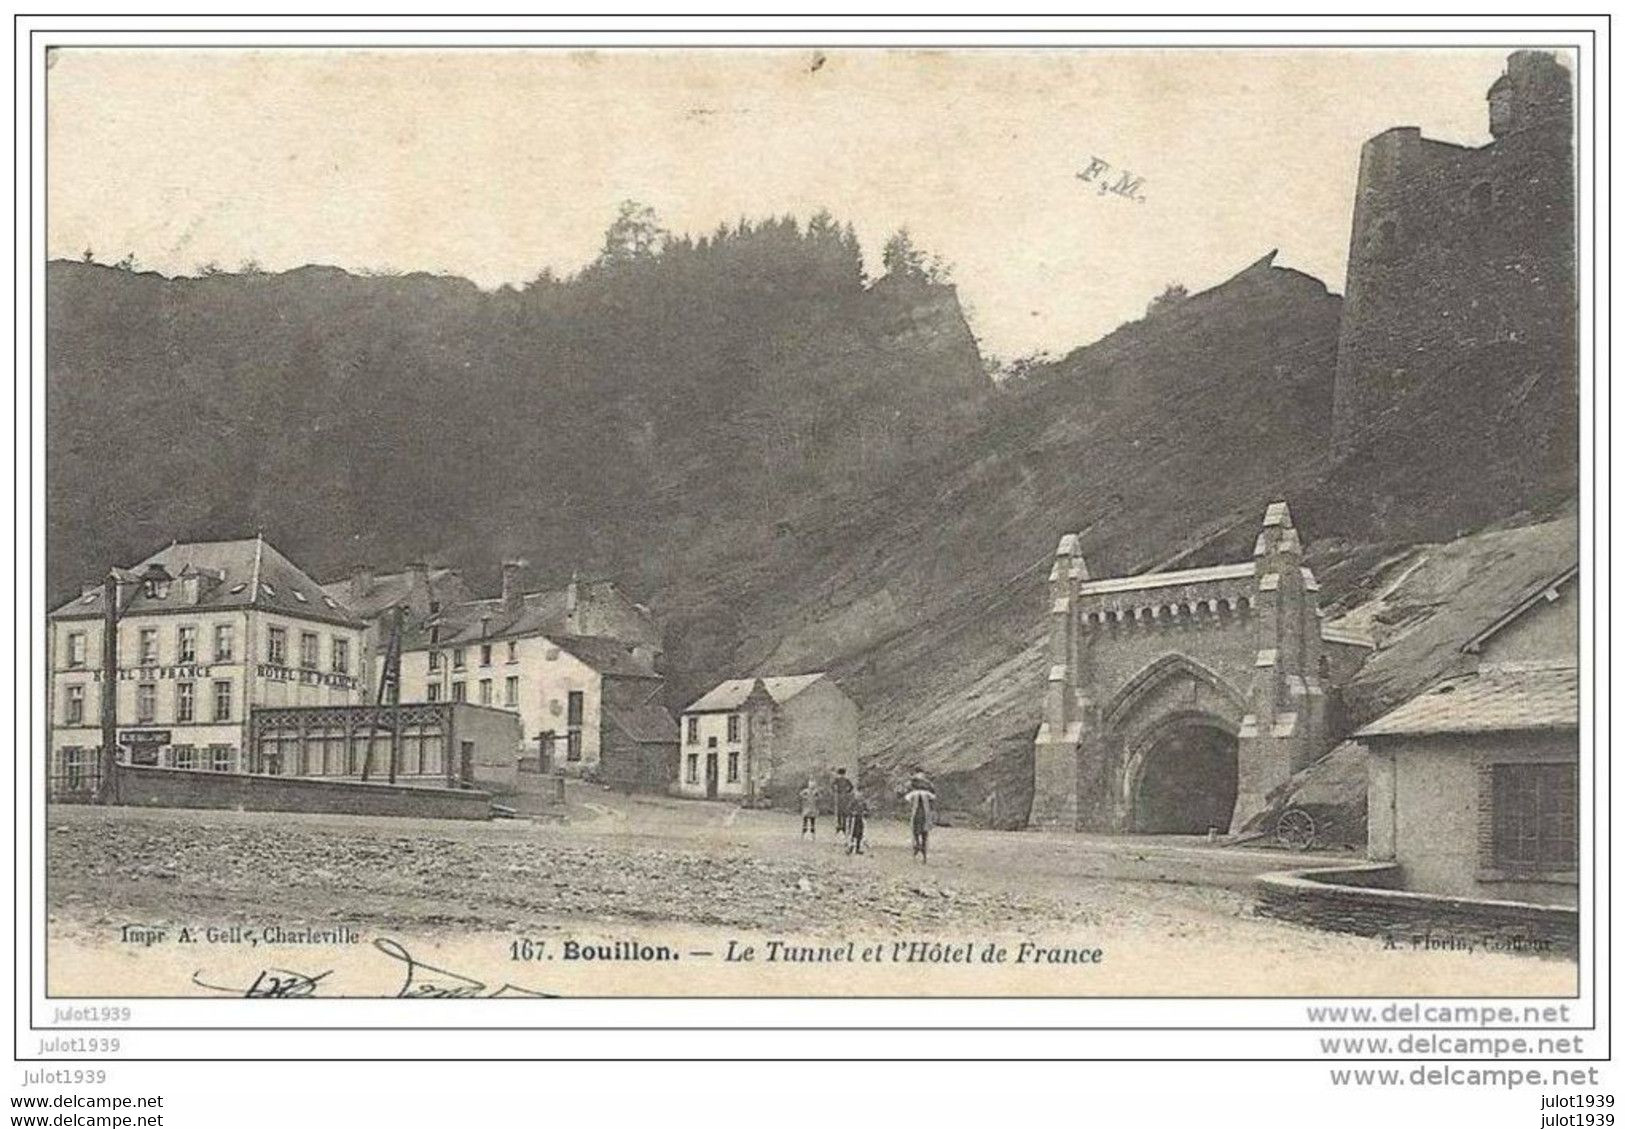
xmin=46 ymin=536 xmax=368 ymax=795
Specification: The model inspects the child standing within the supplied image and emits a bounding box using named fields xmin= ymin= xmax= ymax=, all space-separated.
xmin=799 ymin=777 xmax=820 ymax=838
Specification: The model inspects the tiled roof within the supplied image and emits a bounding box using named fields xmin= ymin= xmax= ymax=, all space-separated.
xmin=604 ymin=696 xmax=679 ymax=746
xmin=551 ymin=635 xmax=660 ymax=678
xmin=1355 ymin=663 xmax=1578 ymax=739
xmin=49 ymin=537 xmax=361 ymax=627
xmin=684 ymin=673 xmax=827 ymax=714
xmin=321 ymin=567 xmax=462 ymax=622
xmin=401 ymin=588 xmax=570 ymax=649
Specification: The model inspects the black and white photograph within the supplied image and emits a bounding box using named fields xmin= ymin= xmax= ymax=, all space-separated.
xmin=33 ymin=39 xmax=1589 ymax=1004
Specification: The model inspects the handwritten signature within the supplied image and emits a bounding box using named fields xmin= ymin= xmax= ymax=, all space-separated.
xmin=192 ymin=938 xmax=555 ymax=999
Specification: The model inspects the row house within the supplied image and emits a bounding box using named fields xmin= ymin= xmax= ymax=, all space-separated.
xmin=396 ymin=563 xmax=676 ymax=785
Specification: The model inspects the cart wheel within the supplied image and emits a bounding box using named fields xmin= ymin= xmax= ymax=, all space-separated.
xmin=1276 ymin=808 xmax=1316 ymax=851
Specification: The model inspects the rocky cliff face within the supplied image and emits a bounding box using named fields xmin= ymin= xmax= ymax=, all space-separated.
xmin=692 ymin=243 xmax=1573 ymax=825
xmin=671 ymin=252 xmax=1346 ymax=821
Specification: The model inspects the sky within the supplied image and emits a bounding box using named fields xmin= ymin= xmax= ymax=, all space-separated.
xmin=46 ymin=47 xmax=1532 ymax=360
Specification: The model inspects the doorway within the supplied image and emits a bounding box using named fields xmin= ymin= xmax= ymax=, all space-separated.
xmin=705 ymin=752 xmax=719 ymax=799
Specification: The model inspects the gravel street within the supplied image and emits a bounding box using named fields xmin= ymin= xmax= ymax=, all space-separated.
xmin=45 ymin=792 xmax=1577 ymax=997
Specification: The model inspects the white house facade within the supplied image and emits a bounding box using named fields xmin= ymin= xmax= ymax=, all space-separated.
xmin=677 ymin=673 xmax=859 ymax=805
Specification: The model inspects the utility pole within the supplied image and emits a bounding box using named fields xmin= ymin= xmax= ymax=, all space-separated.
xmin=95 ymin=572 xmax=120 ymax=804
xmin=360 ymin=604 xmax=404 ymax=783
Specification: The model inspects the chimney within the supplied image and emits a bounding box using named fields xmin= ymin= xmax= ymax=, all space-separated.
xmin=501 ymin=559 xmax=526 ymax=617
xmin=109 ymin=568 xmax=140 ymax=613
xmin=353 ymin=564 xmax=375 ymax=599
xmin=565 ymin=572 xmax=580 ymax=635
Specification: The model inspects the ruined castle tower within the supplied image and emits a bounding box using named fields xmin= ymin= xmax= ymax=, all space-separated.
xmin=1031 ymin=502 xmax=1355 ymax=835
xmin=1331 ymin=50 xmax=1574 ymax=449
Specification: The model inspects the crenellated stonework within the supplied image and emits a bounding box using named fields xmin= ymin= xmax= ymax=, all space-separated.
xmin=1031 ymin=502 xmax=1350 ymax=834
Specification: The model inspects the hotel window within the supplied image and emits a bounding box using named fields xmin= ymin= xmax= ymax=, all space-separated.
xmin=177 ymin=625 xmax=197 ymax=663
xmin=171 ymin=744 xmax=197 ymax=771
xmin=428 ymin=651 xmax=442 ymax=672
xmin=686 ymin=716 xmax=699 ymax=745
xmin=64 ymin=684 xmax=84 ymax=726
xmin=452 ymin=682 xmax=466 ymax=703
xmin=214 ymin=623 xmax=235 ymax=662
xmin=300 ymin=632 xmax=319 ymax=670
xmin=267 ymin=626 xmax=287 ymax=665
xmin=58 ymin=747 xmax=89 ymax=792
xmin=505 ymin=676 xmax=519 ymax=707
xmin=481 ymin=644 xmax=493 ymax=667
xmin=332 ymin=637 xmax=350 ymax=675
xmin=139 ymin=628 xmax=159 ymax=666
xmin=727 ymin=714 xmax=740 ymax=743
xmin=727 ymin=751 xmax=740 ymax=783
xmin=686 ymin=753 xmax=699 ymax=784
xmin=1492 ymin=763 xmax=1577 ymax=873
xmin=507 ymin=641 xmax=518 ymax=664
xmin=479 ymin=679 xmax=493 ymax=706
xmin=175 ymin=681 xmax=195 ymax=723
xmin=209 ymin=744 xmax=233 ymax=773
xmin=452 ymin=648 xmax=466 ymax=670
xmin=426 ymin=683 xmax=442 ymax=703
xmin=66 ymin=632 xmax=86 ymax=668
xmin=212 ymin=680 xmax=232 ymax=722
xmin=136 ymin=683 xmax=157 ymax=724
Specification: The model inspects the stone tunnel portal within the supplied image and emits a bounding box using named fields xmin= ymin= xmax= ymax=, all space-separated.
xmin=1129 ymin=720 xmax=1240 ymax=834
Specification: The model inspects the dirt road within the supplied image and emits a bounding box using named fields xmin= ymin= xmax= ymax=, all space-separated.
xmin=44 ymin=793 xmax=1576 ymax=997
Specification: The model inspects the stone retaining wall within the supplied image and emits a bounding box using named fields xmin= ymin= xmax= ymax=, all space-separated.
xmin=1255 ymin=861 xmax=1576 ymax=954
xmin=110 ymin=764 xmax=493 ymax=821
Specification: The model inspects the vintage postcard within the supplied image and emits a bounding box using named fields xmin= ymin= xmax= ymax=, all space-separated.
xmin=35 ymin=38 xmax=1588 ymax=1011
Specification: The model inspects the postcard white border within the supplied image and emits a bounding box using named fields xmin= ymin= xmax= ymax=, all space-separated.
xmin=12 ymin=14 xmax=1609 ymax=1060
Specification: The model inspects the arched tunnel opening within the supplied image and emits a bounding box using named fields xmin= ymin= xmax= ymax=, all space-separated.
xmin=1130 ymin=721 xmax=1239 ymax=834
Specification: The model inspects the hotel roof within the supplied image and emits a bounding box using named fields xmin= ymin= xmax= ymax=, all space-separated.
xmin=49 ymin=536 xmax=363 ymax=628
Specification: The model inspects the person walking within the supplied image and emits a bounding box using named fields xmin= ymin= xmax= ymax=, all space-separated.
xmin=845 ymin=788 xmax=869 ymax=856
xmin=799 ymin=777 xmax=820 ymax=838
xmin=831 ymin=767 xmax=855 ymax=836
xmin=903 ymin=772 xmax=936 ymax=863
